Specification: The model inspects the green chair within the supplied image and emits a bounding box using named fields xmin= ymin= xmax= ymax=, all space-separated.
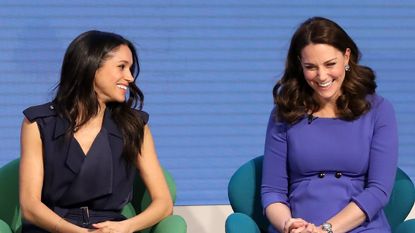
xmin=0 ymin=159 xmax=20 ymax=233
xmin=0 ymin=158 xmax=186 ymax=233
xmin=225 ymin=155 xmax=415 ymax=233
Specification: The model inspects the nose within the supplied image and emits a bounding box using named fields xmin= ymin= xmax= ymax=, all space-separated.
xmin=125 ymin=70 xmax=134 ymax=83
xmin=316 ymin=67 xmax=329 ymax=81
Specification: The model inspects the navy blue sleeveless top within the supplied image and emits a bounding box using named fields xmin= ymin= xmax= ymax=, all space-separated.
xmin=22 ymin=102 xmax=148 ymax=231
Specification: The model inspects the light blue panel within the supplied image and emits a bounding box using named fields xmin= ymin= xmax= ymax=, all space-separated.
xmin=0 ymin=0 xmax=414 ymax=205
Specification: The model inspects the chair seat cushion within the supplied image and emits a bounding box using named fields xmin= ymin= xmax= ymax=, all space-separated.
xmin=225 ymin=213 xmax=261 ymax=233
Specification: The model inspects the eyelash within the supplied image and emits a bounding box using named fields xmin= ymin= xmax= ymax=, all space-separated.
xmin=304 ymin=63 xmax=336 ymax=70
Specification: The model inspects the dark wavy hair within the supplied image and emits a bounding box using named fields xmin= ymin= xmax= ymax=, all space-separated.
xmin=53 ymin=30 xmax=145 ymax=165
xmin=274 ymin=17 xmax=376 ymax=124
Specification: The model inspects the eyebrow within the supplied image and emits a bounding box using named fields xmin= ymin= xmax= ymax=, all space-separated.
xmin=302 ymin=57 xmax=337 ymax=65
xmin=118 ymin=59 xmax=132 ymax=65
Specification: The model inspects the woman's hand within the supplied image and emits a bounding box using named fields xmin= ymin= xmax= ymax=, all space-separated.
xmin=290 ymin=223 xmax=324 ymax=233
xmin=91 ymin=220 xmax=133 ymax=233
xmin=284 ymin=218 xmax=307 ymax=233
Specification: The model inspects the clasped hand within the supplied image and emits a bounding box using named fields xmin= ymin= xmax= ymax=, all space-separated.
xmin=284 ymin=218 xmax=325 ymax=233
xmin=84 ymin=220 xmax=133 ymax=233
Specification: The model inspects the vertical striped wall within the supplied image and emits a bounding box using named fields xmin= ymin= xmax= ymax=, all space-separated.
xmin=0 ymin=0 xmax=414 ymax=205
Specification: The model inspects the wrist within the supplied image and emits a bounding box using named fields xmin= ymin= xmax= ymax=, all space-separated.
xmin=121 ymin=219 xmax=135 ymax=233
xmin=321 ymin=222 xmax=333 ymax=233
xmin=54 ymin=217 xmax=63 ymax=233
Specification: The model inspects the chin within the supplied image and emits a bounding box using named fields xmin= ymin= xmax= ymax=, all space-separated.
xmin=315 ymin=91 xmax=336 ymax=100
xmin=111 ymin=97 xmax=126 ymax=103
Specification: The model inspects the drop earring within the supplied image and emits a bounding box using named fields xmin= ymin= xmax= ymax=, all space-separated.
xmin=345 ymin=64 xmax=350 ymax=71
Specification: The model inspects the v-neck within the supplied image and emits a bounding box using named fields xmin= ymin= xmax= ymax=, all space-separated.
xmin=73 ymin=129 xmax=103 ymax=157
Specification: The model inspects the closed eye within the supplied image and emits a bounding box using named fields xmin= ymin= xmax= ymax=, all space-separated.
xmin=304 ymin=65 xmax=317 ymax=70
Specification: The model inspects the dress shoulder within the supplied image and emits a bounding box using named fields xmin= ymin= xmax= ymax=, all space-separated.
xmin=367 ymin=94 xmax=395 ymax=114
xmin=132 ymin=109 xmax=149 ymax=124
xmin=23 ymin=102 xmax=57 ymax=122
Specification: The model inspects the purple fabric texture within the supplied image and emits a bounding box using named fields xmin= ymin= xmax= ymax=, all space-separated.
xmin=261 ymin=95 xmax=398 ymax=233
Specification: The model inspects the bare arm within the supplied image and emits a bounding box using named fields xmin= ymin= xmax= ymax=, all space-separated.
xmin=127 ymin=125 xmax=173 ymax=229
xmin=19 ymin=117 xmax=88 ymax=233
xmin=93 ymin=125 xmax=173 ymax=232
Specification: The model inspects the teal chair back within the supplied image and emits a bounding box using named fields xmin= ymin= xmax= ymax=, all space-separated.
xmin=0 ymin=158 xmax=186 ymax=233
xmin=384 ymin=167 xmax=415 ymax=232
xmin=227 ymin=155 xmax=415 ymax=233
xmin=228 ymin=156 xmax=268 ymax=232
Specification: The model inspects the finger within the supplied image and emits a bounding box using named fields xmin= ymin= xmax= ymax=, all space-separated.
xmin=309 ymin=224 xmax=318 ymax=233
xmin=311 ymin=224 xmax=318 ymax=233
xmin=291 ymin=221 xmax=306 ymax=229
xmin=101 ymin=228 xmax=112 ymax=233
xmin=92 ymin=221 xmax=111 ymax=228
xmin=291 ymin=226 xmax=305 ymax=233
xmin=285 ymin=218 xmax=306 ymax=232
xmin=292 ymin=218 xmax=307 ymax=222
xmin=91 ymin=224 xmax=103 ymax=229
xmin=284 ymin=219 xmax=294 ymax=233
xmin=305 ymin=223 xmax=314 ymax=232
xmin=284 ymin=219 xmax=296 ymax=233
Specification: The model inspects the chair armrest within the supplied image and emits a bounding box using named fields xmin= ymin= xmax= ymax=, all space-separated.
xmin=0 ymin=219 xmax=13 ymax=233
xmin=151 ymin=215 xmax=187 ymax=233
xmin=225 ymin=213 xmax=261 ymax=233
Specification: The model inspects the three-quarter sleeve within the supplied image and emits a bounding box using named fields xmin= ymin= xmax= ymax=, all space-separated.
xmin=351 ymin=97 xmax=399 ymax=221
xmin=261 ymin=108 xmax=290 ymax=211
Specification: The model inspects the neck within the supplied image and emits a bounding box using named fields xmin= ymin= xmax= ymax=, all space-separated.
xmin=97 ymin=103 xmax=106 ymax=117
xmin=313 ymin=101 xmax=338 ymax=118
xmin=312 ymin=94 xmax=339 ymax=118
xmin=74 ymin=103 xmax=106 ymax=131
xmin=313 ymin=108 xmax=337 ymax=118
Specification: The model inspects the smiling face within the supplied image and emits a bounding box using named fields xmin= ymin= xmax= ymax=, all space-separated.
xmin=94 ymin=45 xmax=134 ymax=106
xmin=300 ymin=43 xmax=350 ymax=105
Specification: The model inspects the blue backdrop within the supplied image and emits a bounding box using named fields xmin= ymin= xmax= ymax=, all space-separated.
xmin=0 ymin=0 xmax=414 ymax=205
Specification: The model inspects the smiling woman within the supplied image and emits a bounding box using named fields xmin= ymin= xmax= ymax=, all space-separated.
xmin=94 ymin=45 xmax=134 ymax=105
xmin=300 ymin=44 xmax=350 ymax=112
xmin=19 ymin=30 xmax=173 ymax=233
xmin=262 ymin=17 xmax=398 ymax=233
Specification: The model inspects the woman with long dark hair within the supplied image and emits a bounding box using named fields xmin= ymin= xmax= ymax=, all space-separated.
xmin=19 ymin=30 xmax=172 ymax=233
xmin=261 ymin=17 xmax=398 ymax=233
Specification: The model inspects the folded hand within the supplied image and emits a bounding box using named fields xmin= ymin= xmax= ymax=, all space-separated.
xmin=86 ymin=220 xmax=132 ymax=233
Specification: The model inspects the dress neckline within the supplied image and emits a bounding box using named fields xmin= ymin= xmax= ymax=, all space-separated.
xmin=73 ymin=129 xmax=103 ymax=157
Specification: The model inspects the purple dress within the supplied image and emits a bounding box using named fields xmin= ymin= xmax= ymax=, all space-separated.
xmin=261 ymin=95 xmax=398 ymax=233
